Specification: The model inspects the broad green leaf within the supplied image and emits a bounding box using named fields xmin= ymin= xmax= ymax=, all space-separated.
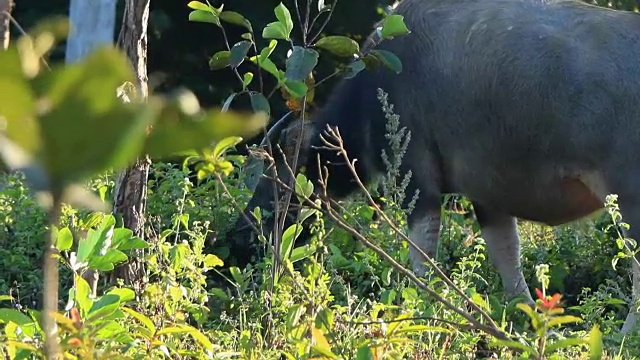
xmin=230 ymin=41 xmax=251 ymax=68
xmin=229 ymin=266 xmax=244 ymax=285
xmin=122 ymin=306 xmax=156 ymax=335
xmin=37 ymin=47 xmax=153 ymax=186
xmin=311 ymin=327 xmax=338 ymax=359
xmin=344 ymin=59 xmax=365 ymax=79
xmin=110 ymin=227 xmax=134 ymax=248
xmin=588 ymin=325 xmax=603 ymax=360
xmin=285 ymin=46 xmax=319 ymax=82
xmin=380 ymin=14 xmax=410 ymax=39
xmin=188 ymin=10 xmax=220 ymax=27
xmin=0 ymin=309 xmax=33 ymax=325
xmin=88 ymin=294 xmax=121 ymax=321
xmin=250 ymin=92 xmax=271 ymax=116
xmin=280 ymin=224 xmax=303 ymax=261
xmin=295 ymin=173 xmax=314 ymax=198
xmin=209 ymin=50 xmax=231 ymax=70
xmin=106 ymin=288 xmax=136 ymax=303
xmin=77 ymin=215 xmax=116 ymax=263
xmin=286 ymin=304 xmax=305 ymax=329
xmin=220 ymin=11 xmax=252 ymax=31
xmin=356 ymin=346 xmax=373 ymax=360
xmin=315 ymin=36 xmax=360 ymax=57
xmin=547 ymin=315 xmax=583 ymax=328
xmin=369 ymin=49 xmax=402 ymax=74
xmin=56 ymin=226 xmax=73 ymax=251
xmin=74 ymin=275 xmax=93 ymax=316
xmin=0 ymin=49 xmax=38 ymax=154
xmin=186 ymin=1 xmax=213 ymax=12
xmin=274 ymin=3 xmax=294 ymax=36
xmin=290 ymin=244 xmax=316 ymax=263
xmin=283 ymin=79 xmax=308 ymax=99
xmin=90 ymin=249 xmax=128 ymax=271
xmin=212 ymin=136 xmax=243 ymax=160
xmin=203 ymin=254 xmax=224 ymax=268
xmin=116 ymin=237 xmax=149 ymax=251
xmin=141 ymin=91 xmax=268 ymax=158
xmin=262 ymin=22 xmax=289 ymax=40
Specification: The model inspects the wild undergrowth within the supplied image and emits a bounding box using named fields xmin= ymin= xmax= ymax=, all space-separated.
xmin=2 ymin=87 xmax=640 ymax=358
xmin=2 ymin=1 xmax=640 ymax=359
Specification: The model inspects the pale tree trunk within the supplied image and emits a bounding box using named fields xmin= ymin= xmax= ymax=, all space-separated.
xmin=109 ymin=0 xmax=151 ymax=291
xmin=0 ymin=0 xmax=14 ymax=50
xmin=65 ymin=0 xmax=117 ymax=297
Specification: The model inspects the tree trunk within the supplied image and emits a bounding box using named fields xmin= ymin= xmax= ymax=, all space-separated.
xmin=65 ymin=0 xmax=116 ymax=63
xmin=0 ymin=0 xmax=14 ymax=50
xmin=65 ymin=0 xmax=117 ymax=297
xmin=110 ymin=0 xmax=151 ymax=290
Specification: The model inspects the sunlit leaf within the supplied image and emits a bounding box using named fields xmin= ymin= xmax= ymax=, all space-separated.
xmin=315 ymin=36 xmax=360 ymax=57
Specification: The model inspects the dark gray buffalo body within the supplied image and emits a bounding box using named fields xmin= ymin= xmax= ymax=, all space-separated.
xmin=230 ymin=0 xmax=640 ymax=333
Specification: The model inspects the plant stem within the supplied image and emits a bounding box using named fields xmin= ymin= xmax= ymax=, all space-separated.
xmin=43 ymin=191 xmax=63 ymax=359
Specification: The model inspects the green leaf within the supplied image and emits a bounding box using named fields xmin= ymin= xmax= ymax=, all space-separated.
xmin=188 ymin=10 xmax=220 ymax=26
xmin=262 ymin=22 xmax=289 ymax=40
xmin=229 ymin=266 xmax=244 ymax=285
xmin=369 ymin=49 xmax=402 ymax=74
xmin=242 ymin=72 xmax=254 ymax=90
xmin=56 ymin=227 xmax=73 ymax=251
xmin=74 ymin=275 xmax=94 ymax=316
xmin=141 ymin=91 xmax=268 ymax=158
xmin=344 ymin=59 xmax=365 ymax=79
xmin=88 ymin=294 xmax=121 ymax=321
xmin=117 ymin=237 xmax=149 ymax=251
xmin=90 ymin=249 xmax=128 ymax=271
xmin=0 ymin=49 xmax=38 ymax=154
xmin=0 ymin=309 xmax=33 ymax=325
xmin=36 ymin=47 xmax=154 ymax=186
xmin=285 ymin=46 xmax=319 ymax=82
xmin=283 ymin=79 xmax=308 ymax=99
xmin=545 ymin=338 xmax=586 ymax=354
xmin=250 ymin=92 xmax=271 ymax=116
xmin=106 ymin=288 xmax=136 ymax=303
xmin=274 ymin=3 xmax=294 ymax=36
xmin=203 ymin=254 xmax=224 ymax=268
xmin=209 ymin=50 xmax=231 ymax=70
xmin=588 ymin=325 xmax=603 ymax=360
xmin=230 ymin=41 xmax=251 ymax=68
xmin=380 ymin=14 xmax=410 ymax=39
xmin=311 ymin=327 xmax=338 ymax=359
xmin=356 ymin=346 xmax=373 ymax=360
xmin=290 ymin=244 xmax=316 ymax=263
xmin=315 ymin=36 xmax=360 ymax=57
xmin=295 ymin=173 xmax=314 ymax=198
xmin=77 ymin=215 xmax=116 ymax=264
xmin=212 ymin=136 xmax=243 ymax=160
xmin=219 ymin=11 xmax=252 ymax=31
xmin=186 ymin=1 xmax=213 ymax=12
xmin=122 ymin=306 xmax=156 ymax=335
xmin=547 ymin=315 xmax=583 ymax=328
xmin=280 ymin=224 xmax=303 ymax=261
xmin=286 ymin=304 xmax=305 ymax=329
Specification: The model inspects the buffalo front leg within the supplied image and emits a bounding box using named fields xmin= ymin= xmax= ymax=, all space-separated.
xmin=474 ymin=205 xmax=534 ymax=304
xmin=621 ymin=258 xmax=639 ymax=334
xmin=407 ymin=205 xmax=442 ymax=276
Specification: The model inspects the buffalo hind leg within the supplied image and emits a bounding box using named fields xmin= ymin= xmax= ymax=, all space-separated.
xmin=407 ymin=204 xmax=442 ymax=276
xmin=606 ymin=192 xmax=640 ymax=333
xmin=474 ymin=205 xmax=534 ymax=304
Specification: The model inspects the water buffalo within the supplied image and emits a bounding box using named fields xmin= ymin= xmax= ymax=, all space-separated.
xmin=229 ymin=0 xmax=640 ymax=333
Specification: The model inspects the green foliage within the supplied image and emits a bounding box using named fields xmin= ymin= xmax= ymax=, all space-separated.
xmin=2 ymin=2 xmax=640 ymax=360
